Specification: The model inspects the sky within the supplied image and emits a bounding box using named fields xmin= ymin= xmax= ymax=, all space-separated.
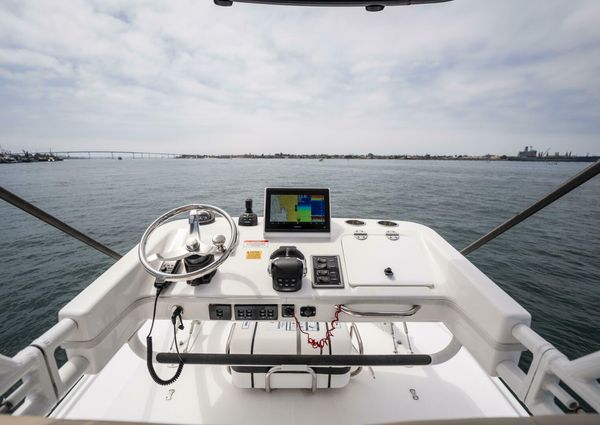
xmin=0 ymin=0 xmax=599 ymax=156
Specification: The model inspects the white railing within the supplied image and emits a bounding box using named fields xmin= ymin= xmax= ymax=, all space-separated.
xmin=2 ymin=318 xmax=599 ymax=416
xmin=0 ymin=319 xmax=88 ymax=416
xmin=0 ymin=346 xmax=56 ymax=415
xmin=497 ymin=323 xmax=600 ymax=414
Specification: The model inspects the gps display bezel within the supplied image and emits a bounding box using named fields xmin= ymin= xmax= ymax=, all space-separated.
xmin=264 ymin=188 xmax=331 ymax=233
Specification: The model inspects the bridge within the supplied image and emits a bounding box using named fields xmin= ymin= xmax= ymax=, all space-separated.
xmin=50 ymin=150 xmax=200 ymax=159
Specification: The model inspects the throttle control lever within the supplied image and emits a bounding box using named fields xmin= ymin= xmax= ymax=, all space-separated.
xmin=268 ymin=246 xmax=306 ymax=292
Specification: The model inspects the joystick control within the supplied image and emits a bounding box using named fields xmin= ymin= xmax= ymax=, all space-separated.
xmin=238 ymin=198 xmax=258 ymax=226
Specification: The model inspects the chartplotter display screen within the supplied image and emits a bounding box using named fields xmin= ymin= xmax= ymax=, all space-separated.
xmin=264 ymin=188 xmax=330 ymax=233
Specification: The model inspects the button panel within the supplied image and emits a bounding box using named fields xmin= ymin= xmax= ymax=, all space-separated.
xmin=234 ymin=304 xmax=278 ymax=320
xmin=209 ymin=304 xmax=232 ymax=320
xmin=275 ymin=276 xmax=299 ymax=289
xmin=311 ymin=255 xmax=344 ymax=289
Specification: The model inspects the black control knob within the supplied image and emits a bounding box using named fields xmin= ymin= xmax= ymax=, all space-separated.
xmin=384 ymin=267 xmax=394 ymax=277
xmin=239 ymin=198 xmax=258 ymax=226
xmin=184 ymin=255 xmax=217 ymax=285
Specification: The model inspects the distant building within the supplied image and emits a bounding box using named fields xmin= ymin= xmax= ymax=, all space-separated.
xmin=518 ymin=146 xmax=537 ymax=158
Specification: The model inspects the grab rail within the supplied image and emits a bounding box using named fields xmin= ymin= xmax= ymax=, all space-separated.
xmin=338 ymin=304 xmax=420 ymax=317
xmin=265 ymin=365 xmax=317 ymax=392
xmin=2 ymin=309 xmax=598 ymax=416
xmin=30 ymin=319 xmax=88 ymax=399
xmin=0 ymin=347 xmax=56 ymax=416
xmin=461 ymin=159 xmax=600 ymax=256
xmin=156 ymin=352 xmax=433 ymax=366
xmin=0 ymin=319 xmax=88 ymax=416
xmin=497 ymin=323 xmax=600 ymax=414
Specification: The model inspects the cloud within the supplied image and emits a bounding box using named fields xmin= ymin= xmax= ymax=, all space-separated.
xmin=0 ymin=0 xmax=599 ymax=155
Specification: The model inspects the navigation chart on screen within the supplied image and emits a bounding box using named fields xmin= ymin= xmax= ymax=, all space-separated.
xmin=270 ymin=194 xmax=326 ymax=223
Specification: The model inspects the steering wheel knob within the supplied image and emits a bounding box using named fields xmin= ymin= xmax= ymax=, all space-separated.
xmin=186 ymin=237 xmax=200 ymax=252
xmin=212 ymin=234 xmax=226 ymax=252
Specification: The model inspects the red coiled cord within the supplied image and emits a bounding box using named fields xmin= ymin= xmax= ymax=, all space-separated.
xmin=294 ymin=305 xmax=342 ymax=349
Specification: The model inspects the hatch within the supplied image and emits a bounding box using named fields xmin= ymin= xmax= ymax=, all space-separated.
xmin=341 ymin=234 xmax=434 ymax=287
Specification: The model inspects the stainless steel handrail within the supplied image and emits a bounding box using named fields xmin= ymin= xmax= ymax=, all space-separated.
xmin=338 ymin=304 xmax=420 ymax=318
xmin=0 ymin=186 xmax=122 ymax=260
xmin=349 ymin=323 xmax=364 ymax=376
xmin=225 ymin=323 xmax=236 ymax=375
xmin=265 ymin=365 xmax=317 ymax=392
xmin=461 ymin=159 xmax=600 ymax=256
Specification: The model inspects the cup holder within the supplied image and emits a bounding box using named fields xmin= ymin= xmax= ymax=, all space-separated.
xmin=346 ymin=219 xmax=366 ymax=226
xmin=377 ymin=220 xmax=398 ymax=227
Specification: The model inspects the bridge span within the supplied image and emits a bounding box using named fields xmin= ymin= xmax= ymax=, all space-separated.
xmin=50 ymin=150 xmax=200 ymax=159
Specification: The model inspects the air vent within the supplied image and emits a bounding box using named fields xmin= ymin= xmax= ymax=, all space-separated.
xmin=377 ymin=220 xmax=398 ymax=227
xmin=346 ymin=219 xmax=365 ymax=226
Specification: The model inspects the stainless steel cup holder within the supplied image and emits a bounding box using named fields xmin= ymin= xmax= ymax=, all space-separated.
xmin=377 ymin=220 xmax=398 ymax=227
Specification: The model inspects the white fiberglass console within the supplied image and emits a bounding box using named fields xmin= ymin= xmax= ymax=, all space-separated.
xmin=58 ymin=203 xmax=531 ymax=378
xmin=54 ymin=189 xmax=531 ymax=401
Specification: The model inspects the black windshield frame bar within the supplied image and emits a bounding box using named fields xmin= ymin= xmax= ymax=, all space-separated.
xmin=461 ymin=160 xmax=600 ymax=256
xmin=1 ymin=186 xmax=122 ymax=261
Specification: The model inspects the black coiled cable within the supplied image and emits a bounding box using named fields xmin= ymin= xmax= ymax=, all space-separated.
xmin=146 ymin=288 xmax=184 ymax=386
xmin=146 ymin=336 xmax=183 ymax=386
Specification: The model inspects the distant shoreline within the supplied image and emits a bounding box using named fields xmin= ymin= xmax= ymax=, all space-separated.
xmin=191 ymin=155 xmax=599 ymax=162
xmin=2 ymin=152 xmax=599 ymax=163
xmin=165 ymin=153 xmax=600 ymax=162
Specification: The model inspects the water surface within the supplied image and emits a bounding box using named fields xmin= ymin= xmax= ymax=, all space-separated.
xmin=1 ymin=159 xmax=598 ymax=360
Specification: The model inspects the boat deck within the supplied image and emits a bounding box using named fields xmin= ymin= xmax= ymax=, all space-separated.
xmin=51 ymin=321 xmax=526 ymax=425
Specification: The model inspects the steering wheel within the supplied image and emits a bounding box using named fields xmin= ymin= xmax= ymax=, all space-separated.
xmin=138 ymin=204 xmax=239 ymax=282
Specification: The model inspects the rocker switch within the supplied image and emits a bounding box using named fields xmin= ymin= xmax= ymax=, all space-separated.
xmin=311 ymin=256 xmax=344 ymax=289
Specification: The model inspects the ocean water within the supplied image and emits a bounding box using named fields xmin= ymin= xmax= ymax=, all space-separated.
xmin=0 ymin=159 xmax=599 ymax=360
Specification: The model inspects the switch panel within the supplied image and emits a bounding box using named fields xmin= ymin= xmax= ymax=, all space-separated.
xmin=311 ymin=255 xmax=344 ymax=288
xmin=234 ymin=304 xmax=278 ymax=320
xmin=209 ymin=304 xmax=232 ymax=320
